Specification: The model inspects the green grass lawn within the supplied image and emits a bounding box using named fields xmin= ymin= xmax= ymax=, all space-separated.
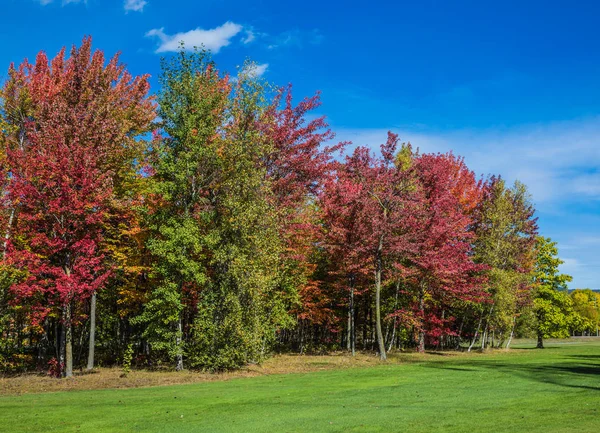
xmin=1 ymin=340 xmax=599 ymax=432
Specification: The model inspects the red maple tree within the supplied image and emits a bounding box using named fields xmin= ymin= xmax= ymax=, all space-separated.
xmin=400 ymin=152 xmax=487 ymax=352
xmin=4 ymin=38 xmax=154 ymax=376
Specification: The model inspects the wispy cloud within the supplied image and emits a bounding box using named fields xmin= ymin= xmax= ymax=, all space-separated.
xmin=267 ymin=29 xmax=324 ymax=50
xmin=337 ymin=117 xmax=600 ymax=206
xmin=38 ymin=0 xmax=86 ymax=5
xmin=242 ymin=30 xmax=256 ymax=44
xmin=146 ymin=22 xmax=243 ymax=53
xmin=124 ymin=0 xmax=147 ymax=12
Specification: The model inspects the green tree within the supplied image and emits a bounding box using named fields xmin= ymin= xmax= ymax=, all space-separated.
xmin=569 ymin=289 xmax=598 ymax=335
xmin=137 ymin=49 xmax=290 ymax=370
xmin=471 ymin=179 xmax=538 ymax=350
xmin=186 ymin=62 xmax=290 ymax=370
xmin=133 ymin=49 xmax=226 ymax=369
xmin=532 ymin=236 xmax=580 ymax=348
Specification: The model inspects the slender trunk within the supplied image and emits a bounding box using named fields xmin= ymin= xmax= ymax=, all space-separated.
xmin=86 ymin=291 xmax=97 ymax=370
xmin=347 ymin=277 xmax=355 ymax=356
xmin=384 ymin=320 xmax=391 ymax=350
xmin=37 ymin=319 xmax=48 ymax=368
xmin=362 ymin=303 xmax=368 ymax=350
xmin=456 ymin=316 xmax=465 ymax=350
xmin=418 ymin=285 xmax=425 ymax=353
xmin=59 ymin=312 xmax=66 ymax=376
xmin=346 ymin=305 xmax=351 ymax=352
xmin=440 ymin=310 xmax=446 ymax=350
xmin=387 ymin=280 xmax=400 ymax=353
xmin=55 ymin=320 xmax=60 ymax=360
xmin=175 ymin=315 xmax=184 ymax=371
xmin=350 ymin=283 xmax=355 ymax=356
xmin=536 ymin=332 xmax=544 ymax=349
xmin=387 ymin=319 xmax=397 ymax=353
xmin=299 ymin=321 xmax=304 ymax=354
xmin=370 ymin=308 xmax=375 ymax=351
xmin=468 ymin=314 xmax=483 ymax=352
xmin=375 ymin=235 xmax=386 ymax=360
xmin=65 ymin=303 xmax=73 ymax=378
xmin=505 ymin=315 xmax=517 ymax=349
xmin=481 ymin=305 xmax=494 ymax=350
xmin=76 ymin=321 xmax=86 ymax=366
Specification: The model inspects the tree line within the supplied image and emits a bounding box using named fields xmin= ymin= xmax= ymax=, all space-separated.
xmin=0 ymin=38 xmax=596 ymax=377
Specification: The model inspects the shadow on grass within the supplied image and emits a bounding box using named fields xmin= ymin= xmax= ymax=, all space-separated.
xmin=423 ymin=355 xmax=600 ymax=391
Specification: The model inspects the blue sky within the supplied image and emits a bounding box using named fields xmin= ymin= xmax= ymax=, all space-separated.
xmin=1 ymin=0 xmax=599 ymax=289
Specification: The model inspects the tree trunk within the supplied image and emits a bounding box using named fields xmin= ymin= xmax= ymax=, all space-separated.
xmin=386 ymin=280 xmax=400 ymax=353
xmin=468 ymin=314 xmax=483 ymax=352
xmin=346 ymin=304 xmax=351 ymax=352
xmin=350 ymin=283 xmax=355 ymax=356
xmin=505 ymin=316 xmax=516 ymax=349
xmin=299 ymin=321 xmax=304 ymax=354
xmin=480 ymin=305 xmax=494 ymax=350
xmin=65 ymin=303 xmax=73 ymax=378
xmin=362 ymin=303 xmax=368 ymax=350
xmin=87 ymin=291 xmax=97 ymax=370
xmin=347 ymin=277 xmax=356 ymax=356
xmin=440 ymin=310 xmax=446 ymax=350
xmin=375 ymin=236 xmax=386 ymax=361
xmin=387 ymin=320 xmax=397 ymax=353
xmin=418 ymin=285 xmax=425 ymax=353
xmin=175 ymin=315 xmax=184 ymax=371
xmin=59 ymin=313 xmax=66 ymax=376
xmin=456 ymin=316 xmax=465 ymax=350
xmin=536 ymin=332 xmax=544 ymax=349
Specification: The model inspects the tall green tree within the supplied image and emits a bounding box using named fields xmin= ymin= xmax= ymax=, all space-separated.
xmin=471 ymin=178 xmax=538 ymax=350
xmin=134 ymin=50 xmax=228 ymax=369
xmin=138 ymin=49 xmax=289 ymax=370
xmin=187 ymin=63 xmax=289 ymax=370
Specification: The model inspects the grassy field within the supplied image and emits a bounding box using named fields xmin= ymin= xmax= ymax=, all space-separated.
xmin=1 ymin=339 xmax=599 ymax=432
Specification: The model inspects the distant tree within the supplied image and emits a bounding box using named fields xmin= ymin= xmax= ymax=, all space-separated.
xmin=532 ymin=236 xmax=580 ymax=348
xmin=570 ymin=289 xmax=599 ymax=335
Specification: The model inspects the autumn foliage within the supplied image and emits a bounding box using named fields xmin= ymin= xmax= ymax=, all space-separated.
xmin=1 ymin=38 xmax=575 ymax=375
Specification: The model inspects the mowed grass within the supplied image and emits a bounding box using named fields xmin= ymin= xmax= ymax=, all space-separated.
xmin=1 ymin=340 xmax=599 ymax=433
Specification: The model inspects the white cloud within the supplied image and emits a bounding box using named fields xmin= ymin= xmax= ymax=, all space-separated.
xmin=124 ymin=0 xmax=147 ymax=12
xmin=146 ymin=22 xmax=243 ymax=54
xmin=242 ymin=63 xmax=268 ymax=78
xmin=242 ymin=30 xmax=256 ymax=44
